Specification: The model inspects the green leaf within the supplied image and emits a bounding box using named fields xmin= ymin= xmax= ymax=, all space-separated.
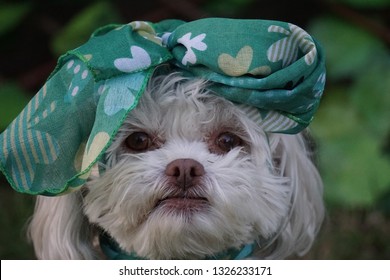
xmin=350 ymin=59 xmax=390 ymax=139
xmin=0 ymin=3 xmax=31 ymax=36
xmin=312 ymin=88 xmax=390 ymax=208
xmin=51 ymin=1 xmax=121 ymax=55
xmin=309 ymin=17 xmax=387 ymax=81
xmin=0 ymin=84 xmax=30 ymax=131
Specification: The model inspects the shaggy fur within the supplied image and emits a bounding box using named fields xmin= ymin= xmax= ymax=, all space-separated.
xmin=28 ymin=73 xmax=324 ymax=259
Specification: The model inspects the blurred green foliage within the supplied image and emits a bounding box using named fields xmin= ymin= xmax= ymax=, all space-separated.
xmin=51 ymin=1 xmax=121 ymax=55
xmin=1 ymin=0 xmax=389 ymax=259
xmin=0 ymin=188 xmax=35 ymax=259
xmin=0 ymin=83 xmax=30 ymax=130
xmin=309 ymin=14 xmax=390 ymax=208
xmin=0 ymin=2 xmax=31 ymax=36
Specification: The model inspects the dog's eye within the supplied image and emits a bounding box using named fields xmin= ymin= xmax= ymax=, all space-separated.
xmin=216 ymin=132 xmax=242 ymax=153
xmin=125 ymin=132 xmax=152 ymax=152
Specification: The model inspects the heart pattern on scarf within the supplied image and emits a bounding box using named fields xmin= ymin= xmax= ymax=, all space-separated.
xmin=218 ymin=46 xmax=253 ymax=77
xmin=114 ymin=46 xmax=151 ymax=73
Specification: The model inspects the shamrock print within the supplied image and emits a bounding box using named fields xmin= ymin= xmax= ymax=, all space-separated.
xmin=177 ymin=32 xmax=207 ymax=66
xmin=267 ymin=23 xmax=317 ymax=67
xmin=103 ymin=72 xmax=146 ymax=116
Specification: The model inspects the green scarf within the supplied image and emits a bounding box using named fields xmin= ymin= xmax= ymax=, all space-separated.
xmin=0 ymin=18 xmax=326 ymax=195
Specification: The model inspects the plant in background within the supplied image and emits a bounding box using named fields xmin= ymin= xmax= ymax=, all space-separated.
xmin=308 ymin=0 xmax=390 ymax=210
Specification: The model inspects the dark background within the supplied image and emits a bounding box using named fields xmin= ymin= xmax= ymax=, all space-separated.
xmin=1 ymin=0 xmax=389 ymax=259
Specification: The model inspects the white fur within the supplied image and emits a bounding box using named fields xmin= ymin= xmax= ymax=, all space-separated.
xmin=28 ymin=73 xmax=324 ymax=259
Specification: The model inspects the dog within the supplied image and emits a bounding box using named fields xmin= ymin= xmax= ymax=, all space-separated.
xmin=26 ymin=71 xmax=324 ymax=260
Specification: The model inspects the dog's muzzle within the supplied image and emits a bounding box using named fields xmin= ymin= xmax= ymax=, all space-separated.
xmin=154 ymin=158 xmax=208 ymax=213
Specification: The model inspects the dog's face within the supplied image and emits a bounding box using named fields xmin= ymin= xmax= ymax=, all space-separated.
xmin=29 ymin=74 xmax=324 ymax=260
xmin=84 ymin=74 xmax=291 ymax=259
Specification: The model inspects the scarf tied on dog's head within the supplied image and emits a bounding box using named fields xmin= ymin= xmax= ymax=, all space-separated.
xmin=0 ymin=18 xmax=326 ymax=195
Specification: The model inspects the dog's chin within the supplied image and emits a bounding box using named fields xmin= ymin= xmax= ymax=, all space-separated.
xmin=91 ymin=206 xmax=216 ymax=259
xmin=126 ymin=203 xmax=253 ymax=260
xmin=86 ymin=198 xmax=248 ymax=259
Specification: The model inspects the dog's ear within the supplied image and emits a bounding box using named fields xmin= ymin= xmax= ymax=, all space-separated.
xmin=265 ymin=132 xmax=325 ymax=258
xmin=28 ymin=192 xmax=98 ymax=259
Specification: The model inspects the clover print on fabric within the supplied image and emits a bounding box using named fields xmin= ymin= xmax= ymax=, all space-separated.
xmin=1 ymin=84 xmax=60 ymax=190
xmin=267 ymin=23 xmax=317 ymax=67
xmin=103 ymin=72 xmax=146 ymax=116
xmin=177 ymin=32 xmax=207 ymax=66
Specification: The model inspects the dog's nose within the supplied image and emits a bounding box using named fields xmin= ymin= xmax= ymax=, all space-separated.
xmin=165 ymin=159 xmax=205 ymax=189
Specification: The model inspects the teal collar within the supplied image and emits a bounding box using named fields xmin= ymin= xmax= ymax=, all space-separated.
xmin=100 ymin=234 xmax=255 ymax=260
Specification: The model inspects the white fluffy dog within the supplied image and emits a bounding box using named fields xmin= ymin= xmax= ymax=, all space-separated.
xmin=28 ymin=73 xmax=324 ymax=260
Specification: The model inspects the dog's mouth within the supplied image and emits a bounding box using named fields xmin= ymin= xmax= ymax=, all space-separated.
xmin=154 ymin=196 xmax=209 ymax=213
